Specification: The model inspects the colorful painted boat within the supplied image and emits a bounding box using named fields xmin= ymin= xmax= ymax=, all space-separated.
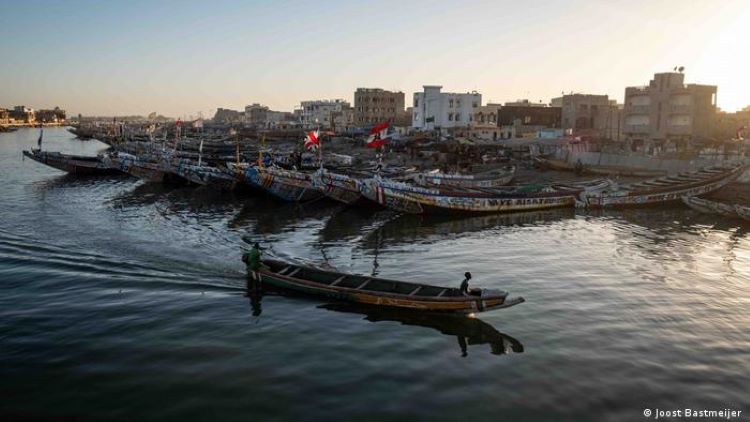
xmin=411 ymin=166 xmax=516 ymax=188
xmin=170 ymin=162 xmax=236 ymax=189
xmin=360 ymin=177 xmax=602 ymax=215
xmin=535 ymin=156 xmax=667 ymax=177
xmin=311 ymin=169 xmax=369 ymax=205
xmin=22 ymin=150 xmax=124 ymax=175
xmin=243 ymin=166 xmax=324 ymax=202
xmin=734 ymin=204 xmax=750 ymax=221
xmin=581 ymin=164 xmax=746 ymax=209
xmin=254 ymin=259 xmax=525 ymax=314
xmin=682 ymin=196 xmax=739 ymax=218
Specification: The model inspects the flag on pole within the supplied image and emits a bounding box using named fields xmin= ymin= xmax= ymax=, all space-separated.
xmin=366 ymin=122 xmax=389 ymax=149
xmin=304 ymin=130 xmax=320 ymax=150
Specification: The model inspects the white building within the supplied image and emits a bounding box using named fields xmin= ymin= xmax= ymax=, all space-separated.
xmin=412 ymin=86 xmax=481 ymax=131
xmin=299 ymin=99 xmax=353 ymax=130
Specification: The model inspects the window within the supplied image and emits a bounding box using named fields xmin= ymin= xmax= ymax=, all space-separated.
xmin=448 ymin=113 xmax=454 ymax=121
xmin=449 ymin=99 xmax=454 ymax=108
xmin=524 ymin=116 xmax=531 ymax=124
xmin=473 ymin=102 xmax=478 ymax=108
xmin=456 ymin=100 xmax=461 ymax=107
xmin=456 ymin=113 xmax=461 ymax=121
xmin=414 ymin=99 xmax=419 ymax=107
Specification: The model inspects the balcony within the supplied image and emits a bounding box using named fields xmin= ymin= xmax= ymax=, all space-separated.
xmin=627 ymin=105 xmax=650 ymax=115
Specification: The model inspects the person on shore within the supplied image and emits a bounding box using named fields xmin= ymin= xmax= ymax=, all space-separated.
xmin=460 ymin=272 xmax=472 ymax=295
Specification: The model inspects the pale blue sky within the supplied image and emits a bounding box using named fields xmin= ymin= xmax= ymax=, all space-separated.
xmin=1 ymin=0 xmax=748 ymax=117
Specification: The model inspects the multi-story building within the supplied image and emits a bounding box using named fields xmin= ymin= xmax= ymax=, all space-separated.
xmin=244 ymin=103 xmax=269 ymax=127
xmin=497 ymin=103 xmax=561 ymax=127
xmin=353 ymin=88 xmax=405 ymax=126
xmin=212 ymin=108 xmax=244 ymax=125
xmin=11 ymin=106 xmax=35 ymax=123
xmin=412 ymin=85 xmax=481 ymax=131
xmin=622 ymin=72 xmax=716 ymax=141
xmin=470 ymin=104 xmax=501 ymax=140
xmin=712 ymin=106 xmax=750 ymax=141
xmin=36 ymin=107 xmax=66 ymax=123
xmin=550 ymin=94 xmax=621 ymax=139
xmin=0 ymin=108 xmax=9 ymax=124
xmin=299 ymin=99 xmax=353 ymax=130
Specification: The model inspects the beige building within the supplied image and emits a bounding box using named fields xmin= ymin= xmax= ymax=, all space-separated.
xmin=623 ymin=72 xmax=716 ymax=141
xmin=353 ymin=88 xmax=405 ymax=126
xmin=551 ymin=94 xmax=622 ymax=140
xmin=470 ymin=104 xmax=501 ymax=140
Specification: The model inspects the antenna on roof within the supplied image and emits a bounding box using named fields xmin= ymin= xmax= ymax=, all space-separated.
xmin=678 ymin=66 xmax=685 ymax=73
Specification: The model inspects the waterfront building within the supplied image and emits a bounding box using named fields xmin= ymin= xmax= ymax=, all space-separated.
xmin=299 ymin=99 xmax=353 ymax=130
xmin=244 ymin=104 xmax=298 ymax=129
xmin=213 ymin=108 xmax=244 ymax=125
xmin=0 ymin=108 xmax=9 ymax=125
xmin=550 ymin=94 xmax=621 ymax=140
xmin=470 ymin=104 xmax=501 ymax=141
xmin=712 ymin=106 xmax=750 ymax=141
xmin=11 ymin=106 xmax=35 ymax=123
xmin=412 ymin=86 xmax=481 ymax=132
xmin=353 ymin=88 xmax=405 ymax=126
xmin=622 ymin=71 xmax=716 ymax=142
xmin=36 ymin=107 xmax=66 ymax=123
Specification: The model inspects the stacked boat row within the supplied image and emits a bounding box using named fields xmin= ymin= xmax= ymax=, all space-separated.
xmin=22 ymin=147 xmax=748 ymax=216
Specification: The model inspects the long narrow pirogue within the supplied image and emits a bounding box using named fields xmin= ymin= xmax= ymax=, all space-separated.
xmin=22 ymin=150 xmax=124 ymax=175
xmin=581 ymin=164 xmax=746 ymax=208
xmin=242 ymin=166 xmax=324 ymax=202
xmin=255 ymin=259 xmax=524 ymax=313
xmin=681 ymin=196 xmax=739 ymax=218
xmin=359 ymin=176 xmax=605 ymax=214
xmin=411 ymin=165 xmax=516 ymax=188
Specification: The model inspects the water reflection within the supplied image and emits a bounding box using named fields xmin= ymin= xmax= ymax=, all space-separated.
xmin=319 ymin=303 xmax=524 ymax=357
xmin=229 ymin=199 xmax=338 ymax=235
xmin=360 ymin=208 xmax=575 ymax=250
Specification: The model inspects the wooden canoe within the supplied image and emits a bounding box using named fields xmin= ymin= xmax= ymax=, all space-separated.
xmin=682 ymin=196 xmax=739 ymax=218
xmin=359 ymin=176 xmax=607 ymax=215
xmin=256 ymin=259 xmax=524 ymax=314
xmin=23 ymin=150 xmax=124 ymax=175
xmin=243 ymin=167 xmax=324 ymax=202
xmin=582 ymin=164 xmax=746 ymax=209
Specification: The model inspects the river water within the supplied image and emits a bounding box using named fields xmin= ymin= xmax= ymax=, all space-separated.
xmin=1 ymin=128 xmax=749 ymax=421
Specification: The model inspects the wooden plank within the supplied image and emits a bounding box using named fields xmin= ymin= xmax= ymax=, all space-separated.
xmin=277 ymin=266 xmax=292 ymax=275
xmin=330 ymin=275 xmax=346 ymax=286
xmin=409 ymin=286 xmax=422 ymax=296
xmin=287 ymin=268 xmax=301 ymax=278
xmin=355 ymin=279 xmax=371 ymax=290
xmin=437 ymin=289 xmax=447 ymax=297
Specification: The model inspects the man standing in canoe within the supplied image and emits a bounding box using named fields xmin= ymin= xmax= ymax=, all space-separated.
xmin=242 ymin=243 xmax=266 ymax=286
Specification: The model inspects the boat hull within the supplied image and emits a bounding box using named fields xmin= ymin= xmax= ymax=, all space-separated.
xmin=23 ymin=150 xmax=123 ymax=175
xmin=244 ymin=167 xmax=324 ymax=202
xmin=682 ymin=196 xmax=738 ymax=217
xmin=736 ymin=204 xmax=750 ymax=221
xmin=583 ymin=165 xmax=746 ymax=209
xmin=257 ymin=261 xmax=524 ymax=314
xmin=361 ymin=178 xmax=580 ymax=215
xmin=312 ymin=170 xmax=367 ymax=205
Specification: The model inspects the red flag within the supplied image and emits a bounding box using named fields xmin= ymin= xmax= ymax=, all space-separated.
xmin=366 ymin=122 xmax=389 ymax=149
xmin=176 ymin=118 xmax=182 ymax=126
xmin=304 ymin=130 xmax=320 ymax=150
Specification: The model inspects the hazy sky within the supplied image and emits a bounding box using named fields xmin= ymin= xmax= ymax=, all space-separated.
xmin=1 ymin=0 xmax=748 ymax=117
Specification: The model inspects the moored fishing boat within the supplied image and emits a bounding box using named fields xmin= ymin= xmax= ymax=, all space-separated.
xmin=412 ymin=166 xmax=516 ymax=188
xmin=242 ymin=166 xmax=324 ymax=202
xmin=254 ymin=258 xmax=525 ymax=314
xmin=734 ymin=204 xmax=750 ymax=221
xmin=581 ymin=164 xmax=746 ymax=209
xmin=170 ymin=162 xmax=237 ymax=189
xmin=22 ymin=150 xmax=125 ymax=175
xmin=681 ymin=196 xmax=739 ymax=218
xmin=311 ymin=169 xmax=370 ymax=206
xmin=360 ymin=176 xmax=603 ymax=215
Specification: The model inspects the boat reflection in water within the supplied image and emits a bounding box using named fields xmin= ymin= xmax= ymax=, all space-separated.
xmin=361 ymin=207 xmax=575 ymax=250
xmin=319 ymin=303 xmax=524 ymax=357
xmin=247 ymin=285 xmax=522 ymax=357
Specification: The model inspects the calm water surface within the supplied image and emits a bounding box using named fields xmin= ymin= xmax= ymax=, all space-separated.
xmin=1 ymin=128 xmax=749 ymax=421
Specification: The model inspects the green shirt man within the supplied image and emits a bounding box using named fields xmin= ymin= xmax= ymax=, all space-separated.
xmin=245 ymin=243 xmax=262 ymax=272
